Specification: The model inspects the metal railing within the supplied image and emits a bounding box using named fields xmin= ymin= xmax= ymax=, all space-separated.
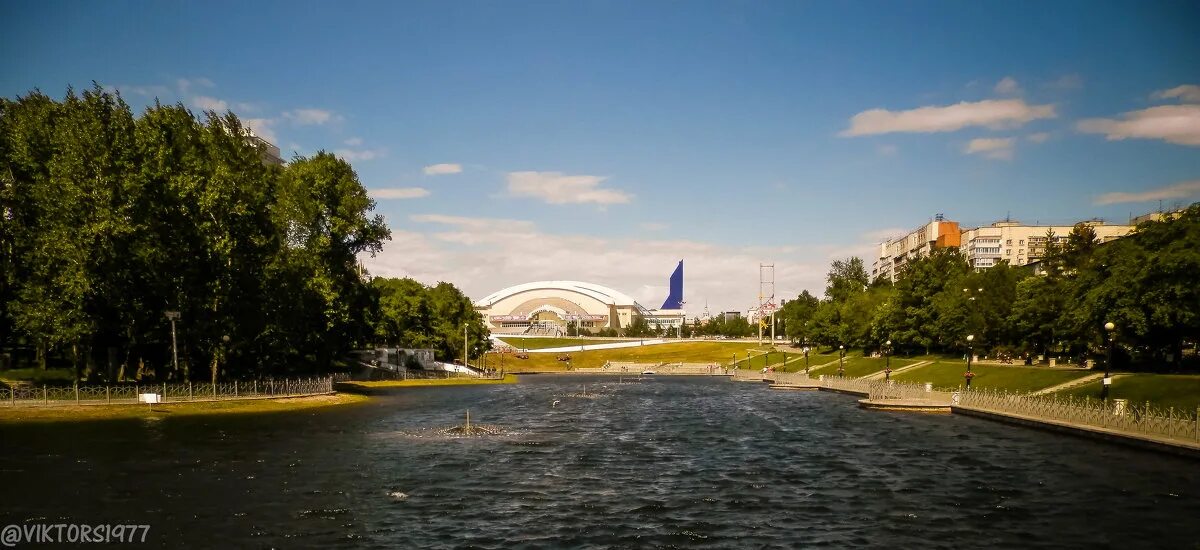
xmin=730 ymin=369 xmax=766 ymax=381
xmin=866 ymin=380 xmax=953 ymax=403
xmin=0 ymin=377 xmax=335 ymax=407
xmin=958 ymin=388 xmax=1200 ymax=443
xmin=770 ymin=371 xmax=813 ymax=385
xmin=818 ymin=375 xmax=875 ymax=395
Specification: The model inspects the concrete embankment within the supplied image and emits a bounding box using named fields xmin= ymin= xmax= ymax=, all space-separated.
xmin=952 ymin=405 xmax=1200 ymax=458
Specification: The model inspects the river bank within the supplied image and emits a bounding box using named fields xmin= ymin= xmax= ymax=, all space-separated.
xmin=336 ymin=374 xmax=518 ymax=392
xmin=0 ymin=393 xmax=369 ymax=424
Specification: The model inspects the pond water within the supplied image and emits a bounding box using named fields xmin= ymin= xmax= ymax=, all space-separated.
xmin=2 ymin=376 xmax=1198 ymax=548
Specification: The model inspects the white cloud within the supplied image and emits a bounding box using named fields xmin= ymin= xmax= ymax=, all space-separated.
xmin=344 ymin=137 xmax=363 ymax=146
xmin=284 ymin=108 xmax=341 ymax=126
xmin=1077 ymin=104 xmax=1200 ymax=146
xmin=334 ymin=148 xmax=384 ymax=162
xmin=370 ymin=187 xmax=430 ymax=200
xmin=1026 ymin=132 xmax=1051 ymax=143
xmin=639 ymin=222 xmax=669 ymax=231
xmin=1152 ymin=84 xmax=1200 ymax=103
xmin=841 ymin=99 xmax=1056 ymax=136
xmin=1094 ymin=180 xmax=1200 ymax=205
xmin=362 ymin=215 xmax=833 ymax=311
xmin=244 ymin=118 xmax=277 ymax=143
xmin=964 ymin=137 xmax=1016 ymax=160
xmin=423 ymin=163 xmax=463 ymax=175
xmin=176 ymin=77 xmax=214 ymax=94
xmin=876 ymin=144 xmax=899 ymax=156
xmin=994 ymin=76 xmax=1022 ymax=95
xmin=506 ymin=171 xmax=632 ymax=205
xmin=191 ymin=95 xmax=228 ymax=112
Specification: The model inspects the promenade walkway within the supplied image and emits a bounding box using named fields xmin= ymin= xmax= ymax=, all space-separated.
xmin=862 ymin=360 xmax=931 ymax=380
xmin=1029 ymin=372 xmax=1113 ymax=396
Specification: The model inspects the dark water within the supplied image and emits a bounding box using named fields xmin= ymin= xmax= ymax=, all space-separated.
xmin=2 ymin=376 xmax=1199 ymax=549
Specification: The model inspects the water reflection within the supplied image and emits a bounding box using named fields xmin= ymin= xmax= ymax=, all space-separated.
xmin=1 ymin=376 xmax=1198 ymax=548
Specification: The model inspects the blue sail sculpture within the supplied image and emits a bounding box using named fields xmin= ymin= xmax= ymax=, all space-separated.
xmin=660 ymin=260 xmax=684 ymax=310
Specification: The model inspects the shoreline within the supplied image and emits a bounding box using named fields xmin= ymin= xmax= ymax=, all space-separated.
xmin=0 ymin=393 xmax=369 ymax=424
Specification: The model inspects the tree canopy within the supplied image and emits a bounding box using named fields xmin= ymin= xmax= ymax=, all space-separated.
xmin=782 ymin=211 xmax=1200 ymax=371
xmin=0 ymin=85 xmax=481 ymax=382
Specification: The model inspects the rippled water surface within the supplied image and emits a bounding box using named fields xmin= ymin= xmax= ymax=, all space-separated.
xmin=3 ymin=376 xmax=1199 ymax=548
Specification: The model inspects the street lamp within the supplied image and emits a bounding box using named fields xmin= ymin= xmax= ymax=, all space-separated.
xmin=1101 ymin=322 xmax=1116 ymax=400
xmin=838 ymin=344 xmax=845 ymax=377
xmin=884 ymin=339 xmax=892 ymax=382
xmin=965 ymin=334 xmax=975 ymax=389
xmin=803 ymin=346 xmax=810 ymax=375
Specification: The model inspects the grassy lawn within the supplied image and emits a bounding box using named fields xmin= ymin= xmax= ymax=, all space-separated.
xmin=494 ymin=341 xmax=778 ymax=372
xmin=893 ymin=361 xmax=1094 ymax=392
xmin=809 ymin=356 xmax=921 ymax=378
xmin=0 ymin=393 xmax=368 ymax=424
xmin=735 ymin=351 xmax=795 ymax=370
xmin=0 ymin=367 xmax=77 ymax=385
xmin=337 ymin=375 xmax=518 ymax=391
xmin=493 ymin=337 xmax=625 ymax=350
xmin=1058 ymin=374 xmax=1200 ymax=412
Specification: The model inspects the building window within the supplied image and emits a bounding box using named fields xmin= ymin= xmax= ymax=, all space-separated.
xmin=1006 ymin=239 xmax=1012 ymax=245
xmin=1019 ymin=239 xmax=1025 ymax=245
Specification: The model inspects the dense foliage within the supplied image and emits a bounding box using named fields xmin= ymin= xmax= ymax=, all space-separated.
xmin=0 ymin=86 xmax=483 ymax=382
xmin=780 ymin=209 xmax=1200 ymax=371
xmin=371 ymin=278 xmax=490 ymax=363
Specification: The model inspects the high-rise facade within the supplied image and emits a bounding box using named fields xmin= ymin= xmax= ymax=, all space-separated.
xmin=870 ymin=215 xmax=962 ymax=283
xmin=959 ymin=220 xmax=1134 ymax=269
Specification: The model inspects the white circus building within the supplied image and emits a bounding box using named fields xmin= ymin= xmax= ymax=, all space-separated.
xmin=476 ymin=277 xmax=685 ymax=336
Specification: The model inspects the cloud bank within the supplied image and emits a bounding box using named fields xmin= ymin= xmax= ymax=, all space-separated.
xmin=841 ymin=99 xmax=1056 ymax=136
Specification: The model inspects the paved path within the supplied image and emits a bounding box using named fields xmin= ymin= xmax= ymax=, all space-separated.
xmin=1027 ymin=372 xmax=1118 ymax=396
xmin=862 ymin=360 xmax=931 ymax=380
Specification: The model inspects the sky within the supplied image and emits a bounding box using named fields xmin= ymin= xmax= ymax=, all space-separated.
xmin=3 ymin=0 xmax=1198 ymax=313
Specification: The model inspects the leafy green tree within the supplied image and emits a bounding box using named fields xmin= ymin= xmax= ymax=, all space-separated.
xmin=778 ymin=290 xmax=820 ymax=344
xmin=825 ymin=257 xmax=869 ymax=303
xmin=878 ymin=248 xmax=971 ymax=354
xmin=1070 ymin=205 xmax=1200 ymax=368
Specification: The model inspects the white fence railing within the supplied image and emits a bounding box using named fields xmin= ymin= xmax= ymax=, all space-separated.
xmin=817 ymin=375 xmax=875 ymax=394
xmin=769 ymin=371 xmax=813 ymax=385
xmin=958 ymin=388 xmax=1200 ymax=443
xmin=867 ymin=380 xmax=954 ymax=403
xmin=731 ymin=369 xmax=766 ymax=381
xmin=0 ymin=377 xmax=334 ymax=407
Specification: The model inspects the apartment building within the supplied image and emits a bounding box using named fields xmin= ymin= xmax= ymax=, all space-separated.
xmin=959 ymin=220 xmax=1135 ymax=269
xmin=870 ymin=215 xmax=962 ymax=283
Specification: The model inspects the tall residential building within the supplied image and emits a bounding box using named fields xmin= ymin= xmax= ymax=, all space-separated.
xmin=959 ymin=219 xmax=1134 ymax=269
xmin=871 ymin=215 xmax=961 ymax=283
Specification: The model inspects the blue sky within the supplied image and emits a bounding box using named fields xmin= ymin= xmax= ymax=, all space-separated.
xmin=3 ymin=0 xmax=1198 ymax=311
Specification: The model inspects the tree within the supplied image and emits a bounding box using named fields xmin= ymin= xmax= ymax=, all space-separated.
xmin=878 ymin=248 xmax=971 ymax=354
xmin=825 ymin=257 xmax=869 ymax=303
xmin=778 ymin=290 xmax=820 ymax=344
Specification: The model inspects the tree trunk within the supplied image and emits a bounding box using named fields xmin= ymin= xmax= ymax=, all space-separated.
xmin=210 ymin=350 xmax=219 ymax=385
xmin=72 ymin=342 xmax=81 ymax=383
xmin=35 ymin=340 xmax=46 ymax=370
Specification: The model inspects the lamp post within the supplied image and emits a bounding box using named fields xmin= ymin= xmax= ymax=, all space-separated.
xmin=884 ymin=339 xmax=892 ymax=382
xmin=965 ymin=334 xmax=975 ymax=389
xmin=803 ymin=347 xmax=810 ymax=375
xmin=838 ymin=344 xmax=845 ymax=377
xmin=1101 ymin=322 xmax=1116 ymax=400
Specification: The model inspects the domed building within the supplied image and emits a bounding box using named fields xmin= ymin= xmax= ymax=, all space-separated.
xmin=476 ymin=262 xmax=686 ymax=335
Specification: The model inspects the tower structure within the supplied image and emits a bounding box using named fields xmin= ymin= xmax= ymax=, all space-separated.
xmin=758 ymin=263 xmax=775 ymax=345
